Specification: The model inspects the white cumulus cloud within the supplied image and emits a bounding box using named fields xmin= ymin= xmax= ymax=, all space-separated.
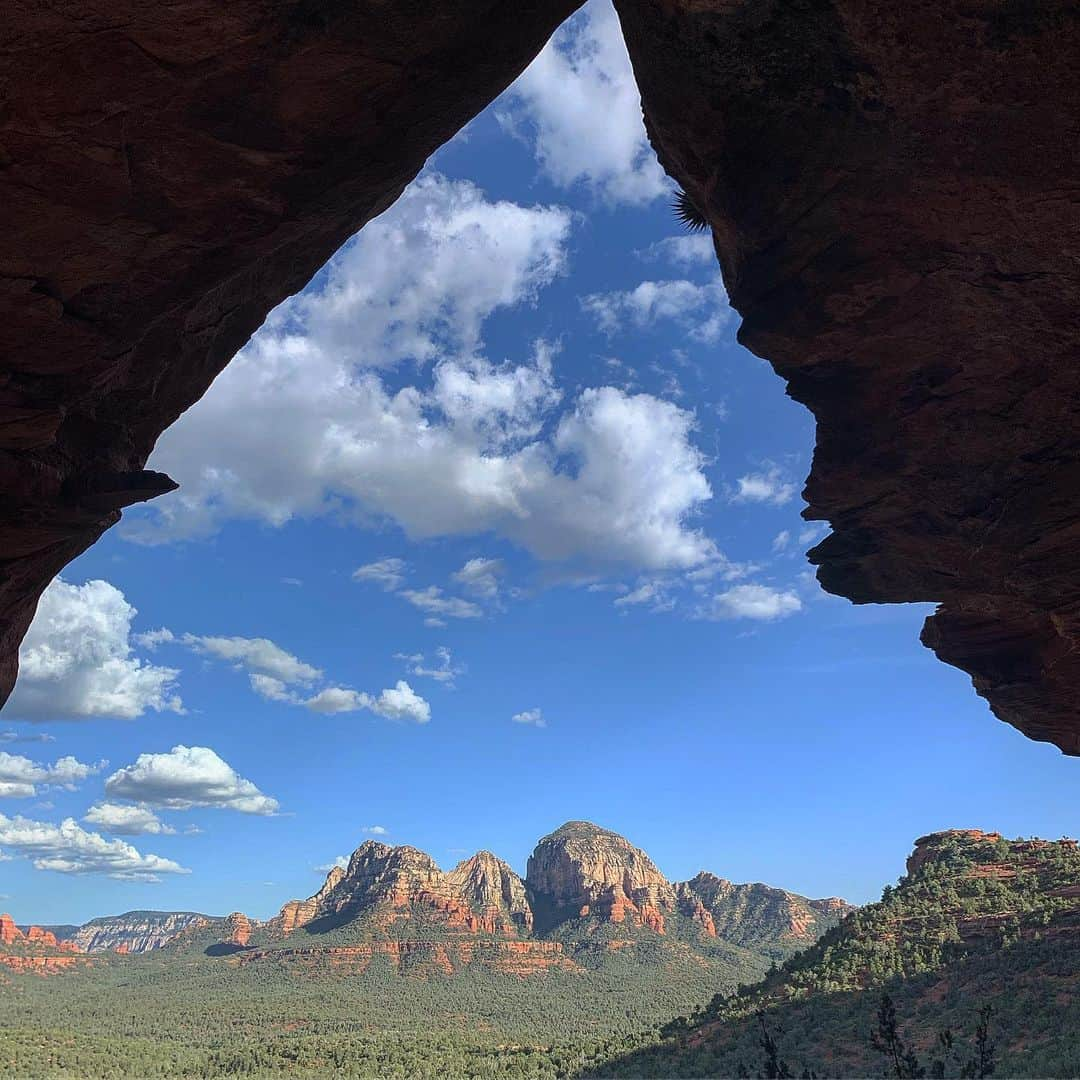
xmin=104 ymin=746 xmax=280 ymax=815
xmin=583 ymin=279 xmax=732 ymax=343
xmin=304 ymin=681 xmax=430 ymax=724
xmin=178 ymin=634 xmax=321 ymax=684
xmin=642 ymin=234 xmax=717 ymax=268
xmin=83 ymin=803 xmax=176 ymax=836
xmin=0 ymin=752 xmax=103 ymax=799
xmin=732 ymin=465 xmax=799 ymax=506
xmin=0 ymin=814 xmax=188 ymax=881
xmin=703 ymin=584 xmax=803 ymax=622
xmin=122 ymin=175 xmax=718 ymax=578
xmin=499 ymin=0 xmax=666 ymax=204
xmin=8 ymin=579 xmax=183 ymax=721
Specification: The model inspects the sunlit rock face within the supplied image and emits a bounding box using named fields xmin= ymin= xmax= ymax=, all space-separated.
xmin=269 ymin=841 xmax=535 ymax=939
xmin=0 ymin=914 xmax=21 ymax=946
xmin=0 ymin=913 xmax=89 ymax=977
xmin=676 ymin=873 xmax=854 ymax=953
xmin=525 ymin=821 xmax=678 ymax=934
xmin=264 ymin=823 xmax=849 ymax=956
xmin=446 ymin=851 xmax=535 ymax=936
xmin=70 ymin=912 xmax=211 ymax=953
xmin=613 ymin=0 xmax=1080 ymax=751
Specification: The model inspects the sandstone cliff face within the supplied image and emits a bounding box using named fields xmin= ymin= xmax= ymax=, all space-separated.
xmin=446 ymin=851 xmax=534 ymax=935
xmin=614 ymin=0 xmax=1080 ymax=750
xmin=0 ymin=914 xmax=89 ymax=977
xmin=224 ymin=912 xmax=253 ymax=948
xmin=271 ymin=841 xmax=534 ymax=939
xmin=677 ymin=874 xmax=853 ymax=954
xmin=70 ymin=911 xmax=211 ymax=953
xmin=0 ymin=914 xmax=20 ymax=945
xmin=526 ymin=821 xmax=677 ymax=934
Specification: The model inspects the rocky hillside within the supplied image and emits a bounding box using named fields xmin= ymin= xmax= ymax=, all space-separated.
xmin=598 ymin=829 xmax=1080 ymax=1078
xmin=3 ymin=822 xmax=848 ymax=984
xmin=675 ymin=873 xmax=852 ymax=961
xmin=0 ymin=913 xmax=89 ymax=975
xmin=53 ymin=911 xmax=213 ymax=954
xmin=218 ymin=821 xmax=848 ymax=980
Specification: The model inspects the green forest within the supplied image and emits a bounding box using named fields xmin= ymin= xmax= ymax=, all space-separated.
xmin=3 ymin=833 xmax=1079 ymax=1078
xmin=594 ymin=833 xmax=1080 ymax=1078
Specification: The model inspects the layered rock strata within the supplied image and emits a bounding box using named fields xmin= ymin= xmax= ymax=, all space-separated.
xmin=262 ymin=823 xmax=848 ymax=960
xmin=0 ymin=913 xmax=88 ymax=976
xmin=69 ymin=911 xmax=211 ymax=953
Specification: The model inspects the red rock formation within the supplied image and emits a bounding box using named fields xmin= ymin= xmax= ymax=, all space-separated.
xmin=0 ymin=914 xmax=22 ymax=945
xmin=677 ymin=894 xmax=718 ymax=938
xmin=273 ymin=899 xmax=320 ymax=936
xmin=906 ymin=830 xmax=1005 ymax=876
xmin=526 ymin=821 xmax=677 ymax=934
xmin=614 ymin=0 xmax=1080 ymax=750
xmin=271 ymin=842 xmax=533 ymax=938
xmin=224 ymin=912 xmax=252 ymax=948
xmin=24 ymin=926 xmax=58 ymax=947
xmin=0 ymin=954 xmax=88 ymax=975
xmin=238 ymin=939 xmax=575 ymax=977
xmin=0 ymin=915 xmax=89 ymax=977
xmin=446 ymin=851 xmax=534 ymax=936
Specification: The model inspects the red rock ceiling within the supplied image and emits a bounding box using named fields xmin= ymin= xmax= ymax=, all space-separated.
xmin=1 ymin=0 xmax=1077 ymax=750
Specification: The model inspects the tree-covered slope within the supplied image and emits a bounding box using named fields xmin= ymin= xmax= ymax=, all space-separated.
xmin=593 ymin=830 xmax=1080 ymax=1078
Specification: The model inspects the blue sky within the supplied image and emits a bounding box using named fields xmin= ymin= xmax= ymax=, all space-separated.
xmin=1 ymin=1 xmax=1076 ymax=925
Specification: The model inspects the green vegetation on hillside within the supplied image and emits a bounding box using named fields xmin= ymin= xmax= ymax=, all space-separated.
xmin=5 ymin=832 xmax=1078 ymax=1078
xmin=592 ymin=832 xmax=1080 ymax=1078
xmin=0 ymin=926 xmax=746 ymax=1079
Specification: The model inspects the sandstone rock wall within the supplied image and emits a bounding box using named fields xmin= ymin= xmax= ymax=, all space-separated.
xmin=71 ymin=911 xmax=210 ymax=953
xmin=613 ymin=0 xmax=1080 ymax=750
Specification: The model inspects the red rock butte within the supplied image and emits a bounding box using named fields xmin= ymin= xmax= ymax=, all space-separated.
xmin=0 ymin=2 xmax=1077 ymax=750
xmin=0 ymin=914 xmax=88 ymax=976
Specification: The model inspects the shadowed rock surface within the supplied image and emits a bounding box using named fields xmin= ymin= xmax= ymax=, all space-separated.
xmin=0 ymin=0 xmax=583 ymax=706
xmin=614 ymin=0 xmax=1080 ymax=750
xmin=2 ymin=0 xmax=1078 ymax=749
